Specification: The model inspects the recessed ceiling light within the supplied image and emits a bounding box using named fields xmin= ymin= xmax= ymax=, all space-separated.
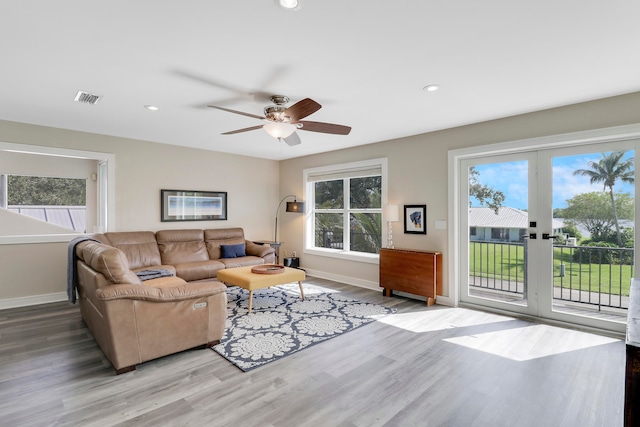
xmin=144 ymin=105 xmax=159 ymax=111
xmin=276 ymin=0 xmax=300 ymax=10
xmin=423 ymin=84 xmax=440 ymax=92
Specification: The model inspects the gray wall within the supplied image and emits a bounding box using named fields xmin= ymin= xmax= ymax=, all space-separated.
xmin=0 ymin=121 xmax=279 ymax=306
xmin=2 ymin=91 xmax=640 ymax=306
xmin=279 ymin=91 xmax=640 ymax=298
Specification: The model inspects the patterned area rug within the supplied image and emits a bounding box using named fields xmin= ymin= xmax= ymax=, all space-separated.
xmin=212 ymin=283 xmax=396 ymax=371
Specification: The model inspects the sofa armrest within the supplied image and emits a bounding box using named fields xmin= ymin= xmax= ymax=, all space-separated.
xmin=245 ymin=240 xmax=275 ymax=258
xmin=96 ymin=281 xmax=226 ymax=303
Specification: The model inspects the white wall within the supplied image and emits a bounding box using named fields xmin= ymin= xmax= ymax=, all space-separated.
xmin=0 ymin=120 xmax=279 ymax=307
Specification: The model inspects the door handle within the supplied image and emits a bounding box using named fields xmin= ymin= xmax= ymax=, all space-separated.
xmin=542 ymin=233 xmax=559 ymax=240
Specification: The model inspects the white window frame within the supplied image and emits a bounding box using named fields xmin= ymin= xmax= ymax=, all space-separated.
xmin=303 ymin=158 xmax=388 ymax=264
xmin=447 ymin=123 xmax=640 ymax=308
xmin=0 ymin=142 xmax=115 ymax=244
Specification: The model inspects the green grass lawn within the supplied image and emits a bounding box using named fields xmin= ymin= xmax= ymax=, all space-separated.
xmin=469 ymin=241 xmax=634 ymax=296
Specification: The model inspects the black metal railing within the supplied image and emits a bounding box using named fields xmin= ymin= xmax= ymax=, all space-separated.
xmin=316 ymin=229 xmax=344 ymax=249
xmin=314 ymin=229 xmax=382 ymax=253
xmin=553 ymin=244 xmax=633 ymax=310
xmin=469 ymin=241 xmax=634 ymax=311
xmin=469 ymin=241 xmax=527 ymax=295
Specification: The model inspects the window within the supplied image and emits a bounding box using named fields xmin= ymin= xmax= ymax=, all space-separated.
xmin=491 ymin=227 xmax=508 ymax=240
xmin=0 ymin=141 xmax=114 ymax=243
xmin=304 ymin=158 xmax=387 ymax=261
xmin=470 ymin=226 xmax=477 ymax=236
xmin=5 ymin=175 xmax=87 ymax=232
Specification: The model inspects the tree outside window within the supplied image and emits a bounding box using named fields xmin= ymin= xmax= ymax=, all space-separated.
xmin=313 ymin=176 xmax=382 ymax=254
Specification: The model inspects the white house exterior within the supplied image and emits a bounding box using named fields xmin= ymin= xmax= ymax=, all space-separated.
xmin=469 ymin=207 xmax=564 ymax=242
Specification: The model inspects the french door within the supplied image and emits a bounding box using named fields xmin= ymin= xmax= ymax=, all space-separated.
xmin=458 ymin=140 xmax=636 ymax=333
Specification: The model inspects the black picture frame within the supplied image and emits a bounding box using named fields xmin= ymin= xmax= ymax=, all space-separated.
xmin=404 ymin=204 xmax=426 ymax=234
xmin=161 ymin=189 xmax=227 ymax=222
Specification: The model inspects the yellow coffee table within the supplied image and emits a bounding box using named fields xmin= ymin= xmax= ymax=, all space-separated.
xmin=216 ymin=266 xmax=306 ymax=313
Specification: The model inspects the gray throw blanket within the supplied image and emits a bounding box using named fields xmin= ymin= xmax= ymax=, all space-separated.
xmin=67 ymin=236 xmax=100 ymax=304
xmin=136 ymin=269 xmax=173 ymax=281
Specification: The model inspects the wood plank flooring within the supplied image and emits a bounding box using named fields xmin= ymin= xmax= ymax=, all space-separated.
xmin=0 ymin=277 xmax=626 ymax=427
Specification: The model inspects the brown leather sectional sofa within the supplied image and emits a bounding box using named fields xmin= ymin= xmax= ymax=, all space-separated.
xmin=74 ymin=227 xmax=275 ymax=374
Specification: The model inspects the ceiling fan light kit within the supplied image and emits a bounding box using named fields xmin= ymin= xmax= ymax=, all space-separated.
xmin=264 ymin=122 xmax=297 ymax=139
xmin=276 ymin=0 xmax=300 ymax=10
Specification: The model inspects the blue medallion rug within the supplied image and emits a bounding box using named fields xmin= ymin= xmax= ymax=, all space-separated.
xmin=212 ymin=283 xmax=396 ymax=371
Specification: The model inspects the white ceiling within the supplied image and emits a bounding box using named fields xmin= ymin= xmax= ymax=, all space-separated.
xmin=2 ymin=1 xmax=639 ymax=161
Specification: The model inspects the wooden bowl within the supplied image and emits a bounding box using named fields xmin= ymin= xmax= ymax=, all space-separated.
xmin=251 ymin=264 xmax=285 ymax=274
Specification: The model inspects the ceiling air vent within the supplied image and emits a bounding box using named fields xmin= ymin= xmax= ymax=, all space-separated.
xmin=74 ymin=91 xmax=102 ymax=105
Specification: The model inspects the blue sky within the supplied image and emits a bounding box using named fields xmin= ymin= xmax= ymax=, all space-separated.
xmin=471 ymin=150 xmax=635 ymax=210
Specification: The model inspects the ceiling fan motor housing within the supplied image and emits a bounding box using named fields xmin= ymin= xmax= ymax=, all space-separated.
xmin=264 ymin=105 xmax=289 ymax=122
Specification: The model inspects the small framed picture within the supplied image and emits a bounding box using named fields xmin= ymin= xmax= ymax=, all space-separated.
xmin=404 ymin=205 xmax=426 ymax=234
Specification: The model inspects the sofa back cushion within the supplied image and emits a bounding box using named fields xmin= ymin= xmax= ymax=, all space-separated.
xmin=77 ymin=241 xmax=143 ymax=285
xmin=204 ymin=228 xmax=246 ymax=260
xmin=100 ymin=231 xmax=162 ymax=270
xmin=156 ymin=229 xmax=209 ymax=265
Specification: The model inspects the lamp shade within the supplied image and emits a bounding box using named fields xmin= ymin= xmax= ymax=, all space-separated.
xmin=286 ymin=201 xmax=304 ymax=212
xmin=384 ymin=204 xmax=399 ymax=222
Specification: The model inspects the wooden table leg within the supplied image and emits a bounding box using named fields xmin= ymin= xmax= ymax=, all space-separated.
xmin=248 ymin=290 xmax=253 ymax=313
xmin=298 ymin=281 xmax=305 ymax=300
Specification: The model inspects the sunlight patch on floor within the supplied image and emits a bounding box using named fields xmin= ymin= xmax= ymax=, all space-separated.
xmin=377 ymin=307 xmax=512 ymax=333
xmin=276 ymin=283 xmax=340 ymax=296
xmin=443 ymin=324 xmax=620 ymax=361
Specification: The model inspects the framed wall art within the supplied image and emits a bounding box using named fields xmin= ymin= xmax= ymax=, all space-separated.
xmin=404 ymin=204 xmax=426 ymax=234
xmin=161 ymin=189 xmax=227 ymax=222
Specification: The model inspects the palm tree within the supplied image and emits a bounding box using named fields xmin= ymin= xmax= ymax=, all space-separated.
xmin=573 ymin=151 xmax=634 ymax=246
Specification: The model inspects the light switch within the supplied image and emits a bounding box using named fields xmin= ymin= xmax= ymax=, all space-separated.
xmin=435 ymin=220 xmax=447 ymax=230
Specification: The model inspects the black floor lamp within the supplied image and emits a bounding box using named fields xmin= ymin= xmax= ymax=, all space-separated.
xmin=274 ymin=194 xmax=305 ymax=242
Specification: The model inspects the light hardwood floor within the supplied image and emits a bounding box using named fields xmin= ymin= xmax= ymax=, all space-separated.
xmin=0 ymin=278 xmax=626 ymax=427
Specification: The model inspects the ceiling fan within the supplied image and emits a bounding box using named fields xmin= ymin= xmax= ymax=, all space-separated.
xmin=208 ymin=95 xmax=351 ymax=146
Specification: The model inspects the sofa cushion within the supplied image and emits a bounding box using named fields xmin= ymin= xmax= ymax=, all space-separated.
xmin=219 ymin=256 xmax=266 ymax=269
xmin=220 ymin=243 xmax=246 ymax=258
xmin=77 ymin=241 xmax=143 ymax=286
xmin=205 ymin=227 xmax=246 ymax=259
xmin=141 ymin=276 xmax=188 ymax=289
xmin=244 ymin=241 xmax=276 ymax=258
xmin=100 ymin=231 xmax=162 ymax=270
xmin=156 ymin=229 xmax=209 ymax=265
xmin=173 ymin=260 xmax=225 ymax=282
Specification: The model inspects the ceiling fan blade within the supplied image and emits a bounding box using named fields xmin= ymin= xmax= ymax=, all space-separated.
xmin=208 ymin=105 xmax=265 ymax=120
xmin=284 ymin=132 xmax=301 ymax=146
xmin=284 ymin=98 xmax=322 ymax=122
xmin=297 ymin=121 xmax=351 ymax=135
xmin=222 ymin=125 xmax=264 ymax=135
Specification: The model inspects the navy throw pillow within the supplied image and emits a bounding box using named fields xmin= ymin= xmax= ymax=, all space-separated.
xmin=220 ymin=243 xmax=246 ymax=258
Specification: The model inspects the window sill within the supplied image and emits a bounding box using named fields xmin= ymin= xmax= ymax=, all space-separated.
xmin=0 ymin=233 xmax=83 ymax=245
xmin=303 ymin=247 xmax=379 ymax=264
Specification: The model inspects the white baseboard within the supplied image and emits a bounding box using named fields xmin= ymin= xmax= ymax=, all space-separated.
xmin=303 ymin=268 xmax=379 ymax=291
xmin=305 ymin=268 xmax=455 ymax=306
xmin=0 ymin=292 xmax=67 ymax=310
xmin=0 ymin=274 xmax=454 ymax=311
